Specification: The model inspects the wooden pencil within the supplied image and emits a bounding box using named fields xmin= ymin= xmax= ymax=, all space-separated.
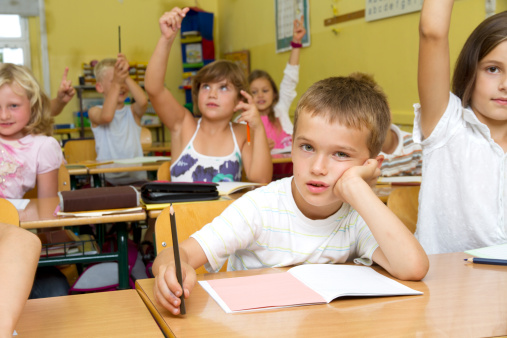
xmin=169 ymin=204 xmax=186 ymax=314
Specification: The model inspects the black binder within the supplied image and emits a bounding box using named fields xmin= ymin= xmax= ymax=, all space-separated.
xmin=140 ymin=182 xmax=219 ymax=204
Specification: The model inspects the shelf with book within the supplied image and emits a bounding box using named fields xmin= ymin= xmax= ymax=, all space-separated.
xmin=179 ymin=7 xmax=215 ymax=113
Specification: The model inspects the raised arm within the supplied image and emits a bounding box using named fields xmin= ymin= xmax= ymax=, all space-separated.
xmin=145 ymin=8 xmax=192 ymax=134
xmin=50 ymin=67 xmax=75 ymax=116
xmin=418 ymin=0 xmax=454 ymax=138
xmin=0 ymin=223 xmax=41 ymax=337
xmin=288 ymin=15 xmax=306 ymax=66
xmin=88 ymin=56 xmax=129 ymax=126
xmin=126 ymin=77 xmax=148 ymax=125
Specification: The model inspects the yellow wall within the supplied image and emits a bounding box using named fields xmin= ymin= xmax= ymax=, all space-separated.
xmin=217 ymin=0 xmax=491 ymax=130
xmin=37 ymin=0 xmax=505 ymax=132
xmin=40 ymin=0 xmax=218 ymax=130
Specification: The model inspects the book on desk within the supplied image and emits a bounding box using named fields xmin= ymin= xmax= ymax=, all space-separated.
xmin=199 ymin=264 xmax=422 ymax=313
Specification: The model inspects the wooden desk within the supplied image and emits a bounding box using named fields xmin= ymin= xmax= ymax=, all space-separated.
xmin=65 ymin=164 xmax=89 ymax=176
xmin=135 ymin=252 xmax=507 ymax=337
xmin=143 ymin=141 xmax=171 ymax=155
xmin=19 ymin=197 xmax=146 ymax=289
xmin=271 ymin=153 xmax=292 ymax=164
xmin=88 ymin=162 xmax=165 ymax=175
xmin=145 ymin=192 xmax=246 ymax=220
xmin=16 ymin=289 xmax=163 ymax=337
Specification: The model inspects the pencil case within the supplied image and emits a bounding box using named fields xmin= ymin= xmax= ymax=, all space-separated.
xmin=58 ymin=186 xmax=140 ymax=212
xmin=140 ymin=182 xmax=219 ymax=204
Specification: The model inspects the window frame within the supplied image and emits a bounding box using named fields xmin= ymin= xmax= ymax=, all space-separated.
xmin=0 ymin=15 xmax=31 ymax=66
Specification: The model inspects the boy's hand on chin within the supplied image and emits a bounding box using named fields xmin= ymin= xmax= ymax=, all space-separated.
xmin=334 ymin=159 xmax=381 ymax=202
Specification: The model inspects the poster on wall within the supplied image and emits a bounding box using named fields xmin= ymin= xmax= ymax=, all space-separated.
xmin=224 ymin=50 xmax=250 ymax=79
xmin=275 ymin=0 xmax=310 ymax=53
xmin=365 ymin=0 xmax=423 ymax=22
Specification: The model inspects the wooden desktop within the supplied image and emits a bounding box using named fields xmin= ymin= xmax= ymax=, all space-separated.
xmin=15 ymin=290 xmax=163 ymax=337
xmin=136 ymin=252 xmax=507 ymax=337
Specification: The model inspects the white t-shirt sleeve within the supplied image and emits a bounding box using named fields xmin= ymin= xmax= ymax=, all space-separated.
xmin=191 ymin=193 xmax=262 ymax=272
xmin=352 ymin=215 xmax=379 ymax=266
xmin=413 ymin=92 xmax=465 ymax=151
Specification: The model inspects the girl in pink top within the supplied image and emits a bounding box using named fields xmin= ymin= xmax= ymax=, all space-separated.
xmin=0 ymin=63 xmax=63 ymax=199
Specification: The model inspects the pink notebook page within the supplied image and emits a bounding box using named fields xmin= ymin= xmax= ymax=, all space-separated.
xmin=205 ymin=272 xmax=326 ymax=311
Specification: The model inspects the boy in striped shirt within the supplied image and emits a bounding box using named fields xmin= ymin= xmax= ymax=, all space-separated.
xmin=152 ymin=76 xmax=429 ymax=315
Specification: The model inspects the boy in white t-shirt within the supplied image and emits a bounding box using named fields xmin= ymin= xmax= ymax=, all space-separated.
xmin=89 ymin=54 xmax=148 ymax=185
xmin=152 ymin=76 xmax=429 ymax=315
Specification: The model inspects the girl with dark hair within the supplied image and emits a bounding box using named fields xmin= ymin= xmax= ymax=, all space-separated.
xmin=416 ymin=1 xmax=507 ymax=254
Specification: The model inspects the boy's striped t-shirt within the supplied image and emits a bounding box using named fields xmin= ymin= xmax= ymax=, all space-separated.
xmin=191 ymin=177 xmax=379 ymax=272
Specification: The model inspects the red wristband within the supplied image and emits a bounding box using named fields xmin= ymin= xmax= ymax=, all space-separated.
xmin=290 ymin=41 xmax=303 ymax=48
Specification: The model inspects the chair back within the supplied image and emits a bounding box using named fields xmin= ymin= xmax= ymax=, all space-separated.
xmin=63 ymin=139 xmax=96 ymax=164
xmin=155 ymin=199 xmax=234 ymax=274
xmin=157 ymin=161 xmax=171 ymax=181
xmin=140 ymin=127 xmax=152 ymax=152
xmin=58 ymin=162 xmax=71 ymax=192
xmin=0 ymin=198 xmax=20 ymax=226
xmin=387 ymin=186 xmax=420 ymax=234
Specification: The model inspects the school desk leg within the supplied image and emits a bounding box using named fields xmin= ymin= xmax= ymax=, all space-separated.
xmin=117 ymin=223 xmax=129 ymax=289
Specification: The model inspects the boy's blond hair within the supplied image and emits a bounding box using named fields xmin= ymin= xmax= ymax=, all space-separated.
xmin=293 ymin=76 xmax=391 ymax=157
xmin=93 ymin=58 xmax=116 ymax=83
xmin=0 ymin=63 xmax=53 ymax=136
xmin=191 ymin=60 xmax=248 ymax=116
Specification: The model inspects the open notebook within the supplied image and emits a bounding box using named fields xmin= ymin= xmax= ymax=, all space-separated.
xmin=216 ymin=182 xmax=264 ymax=196
xmin=199 ymin=264 xmax=422 ymax=313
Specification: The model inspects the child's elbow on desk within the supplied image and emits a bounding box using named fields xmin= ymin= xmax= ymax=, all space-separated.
xmin=395 ymin=256 xmax=430 ymax=281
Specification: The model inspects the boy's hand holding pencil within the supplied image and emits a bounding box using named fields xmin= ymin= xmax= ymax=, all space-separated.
xmin=153 ymin=253 xmax=197 ymax=315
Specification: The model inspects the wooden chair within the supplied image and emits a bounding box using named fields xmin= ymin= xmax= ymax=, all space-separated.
xmin=58 ymin=162 xmax=72 ymax=192
xmin=155 ymin=199 xmax=234 ymax=274
xmin=0 ymin=198 xmax=20 ymax=226
xmin=157 ymin=161 xmax=171 ymax=181
xmin=140 ymin=127 xmax=152 ymax=152
xmin=386 ymin=186 xmax=420 ymax=234
xmin=63 ymin=139 xmax=96 ymax=164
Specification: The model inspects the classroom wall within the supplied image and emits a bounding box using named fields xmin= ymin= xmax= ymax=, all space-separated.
xmin=216 ymin=0 xmax=495 ymax=130
xmin=39 ymin=0 xmax=218 ymax=135
xmin=36 ymin=0 xmax=506 ymax=133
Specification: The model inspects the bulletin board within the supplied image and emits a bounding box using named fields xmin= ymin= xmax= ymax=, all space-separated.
xmin=275 ymin=0 xmax=310 ymax=53
xmin=365 ymin=0 xmax=423 ymax=22
xmin=224 ymin=50 xmax=250 ymax=78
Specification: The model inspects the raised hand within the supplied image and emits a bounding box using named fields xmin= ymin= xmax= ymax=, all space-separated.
xmin=56 ymin=67 xmax=75 ymax=103
xmin=113 ymin=53 xmax=129 ymax=83
xmin=293 ymin=15 xmax=306 ymax=44
xmin=159 ymin=7 xmax=190 ymax=42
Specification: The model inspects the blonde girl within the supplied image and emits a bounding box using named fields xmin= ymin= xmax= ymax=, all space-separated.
xmin=0 ymin=63 xmax=62 ymax=199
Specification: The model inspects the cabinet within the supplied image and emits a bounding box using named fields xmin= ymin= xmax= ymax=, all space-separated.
xmin=180 ymin=7 xmax=215 ymax=113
